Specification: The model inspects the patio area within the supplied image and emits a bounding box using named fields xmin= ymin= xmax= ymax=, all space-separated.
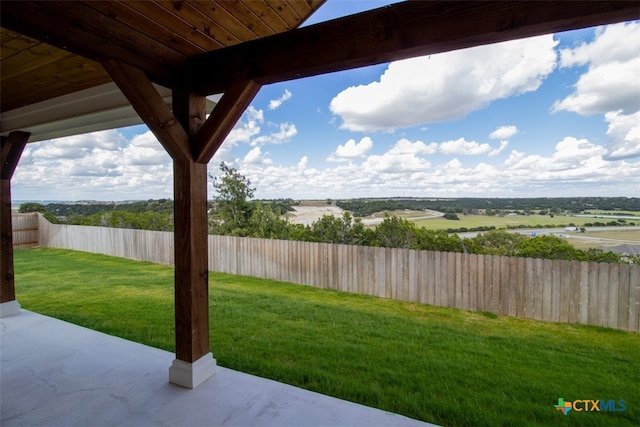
xmin=1 ymin=309 xmax=435 ymax=427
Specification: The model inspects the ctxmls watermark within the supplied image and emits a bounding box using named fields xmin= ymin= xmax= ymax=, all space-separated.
xmin=554 ymin=398 xmax=626 ymax=415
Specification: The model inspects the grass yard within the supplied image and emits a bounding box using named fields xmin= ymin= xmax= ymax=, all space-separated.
xmin=14 ymin=248 xmax=640 ymax=427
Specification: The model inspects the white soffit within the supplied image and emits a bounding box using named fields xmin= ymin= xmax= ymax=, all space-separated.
xmin=0 ymin=82 xmax=221 ymax=142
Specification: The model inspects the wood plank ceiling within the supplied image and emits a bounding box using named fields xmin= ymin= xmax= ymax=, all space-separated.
xmin=1 ymin=0 xmax=325 ymax=112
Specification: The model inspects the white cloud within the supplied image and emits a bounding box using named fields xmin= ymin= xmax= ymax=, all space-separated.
xmin=505 ymin=137 xmax=609 ymax=178
xmin=123 ymin=131 xmax=170 ymax=166
xmin=236 ymin=131 xmax=638 ymax=199
xmin=327 ymin=137 xmax=373 ymax=162
xmin=553 ymin=59 xmax=640 ymax=115
xmin=329 ymin=35 xmax=557 ymax=131
xmin=553 ymin=22 xmax=640 ymax=116
xmin=250 ymin=122 xmax=297 ymax=146
xmin=29 ymin=130 xmax=125 ymax=160
xmin=490 ymin=125 xmax=518 ymax=140
xmin=224 ymin=106 xmax=263 ymax=146
xmin=13 ymin=129 xmax=174 ymax=200
xmin=388 ymin=138 xmax=438 ymax=155
xmin=604 ymin=110 xmax=640 ymax=159
xmin=489 ymin=141 xmax=509 ymax=157
xmin=268 ymin=89 xmax=292 ymax=110
xmin=243 ymin=146 xmax=273 ymax=165
xmin=552 ymin=22 xmax=640 ymax=159
xmin=559 ymin=22 xmax=640 ymax=68
xmin=439 ymin=138 xmax=494 ymax=156
xmin=362 ymin=152 xmax=431 ymax=173
xmin=297 ymin=156 xmax=308 ymax=171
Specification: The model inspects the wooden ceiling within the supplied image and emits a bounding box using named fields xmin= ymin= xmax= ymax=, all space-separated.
xmin=1 ymin=1 xmax=638 ymax=119
xmin=1 ymin=0 xmax=324 ymax=112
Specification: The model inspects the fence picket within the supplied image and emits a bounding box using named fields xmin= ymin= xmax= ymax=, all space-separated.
xmin=567 ymin=261 xmax=580 ymax=324
xmin=629 ymin=265 xmax=640 ymax=332
xmin=598 ymin=263 xmax=610 ymax=327
xmin=588 ymin=262 xmax=600 ymax=325
xmin=425 ymin=251 xmax=436 ymax=305
xmin=607 ymin=264 xmax=619 ymax=329
xmin=617 ymin=264 xmax=630 ymax=331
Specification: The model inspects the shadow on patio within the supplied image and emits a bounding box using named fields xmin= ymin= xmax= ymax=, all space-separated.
xmin=1 ymin=310 xmax=435 ymax=427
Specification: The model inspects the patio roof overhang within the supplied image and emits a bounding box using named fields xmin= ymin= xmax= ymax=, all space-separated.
xmin=0 ymin=82 xmax=222 ymax=143
xmin=1 ymin=1 xmax=638 ymax=389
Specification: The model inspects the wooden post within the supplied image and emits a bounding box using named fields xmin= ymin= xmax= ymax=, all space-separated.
xmin=102 ymin=59 xmax=260 ymax=388
xmin=171 ymin=91 xmax=210 ymax=364
xmin=0 ymin=131 xmax=29 ymax=317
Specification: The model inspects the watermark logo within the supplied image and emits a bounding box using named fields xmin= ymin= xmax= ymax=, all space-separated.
xmin=554 ymin=398 xmax=626 ymax=415
xmin=555 ymin=398 xmax=572 ymax=415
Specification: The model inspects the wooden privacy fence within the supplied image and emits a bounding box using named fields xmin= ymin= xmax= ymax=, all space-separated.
xmin=208 ymin=236 xmax=639 ymax=332
xmin=11 ymin=213 xmax=39 ymax=248
xmin=35 ymin=214 xmax=174 ymax=266
xmin=27 ymin=214 xmax=640 ymax=332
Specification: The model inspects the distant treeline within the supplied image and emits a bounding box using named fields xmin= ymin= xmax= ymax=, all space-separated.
xmin=41 ymin=198 xmax=297 ymax=218
xmin=19 ymin=199 xmax=297 ymax=231
xmin=45 ymin=199 xmax=175 ymax=217
xmin=336 ymin=197 xmax=640 ymax=217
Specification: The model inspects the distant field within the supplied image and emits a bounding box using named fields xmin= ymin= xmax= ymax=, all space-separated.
xmin=584 ymin=210 xmax=639 ymax=217
xmin=406 ymin=213 xmax=627 ymax=230
xmin=572 ymin=229 xmax=640 ymax=241
xmin=564 ymin=229 xmax=640 ymax=251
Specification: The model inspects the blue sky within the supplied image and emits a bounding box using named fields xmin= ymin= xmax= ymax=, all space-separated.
xmin=13 ymin=1 xmax=640 ymax=201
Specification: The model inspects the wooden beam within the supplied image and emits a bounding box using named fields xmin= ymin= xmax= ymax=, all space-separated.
xmin=182 ymin=1 xmax=640 ymax=95
xmin=172 ymin=91 xmax=207 ymax=139
xmin=170 ymin=91 xmax=211 ymax=363
xmin=194 ymin=80 xmax=262 ymax=164
xmin=1 ymin=132 xmax=30 ymax=304
xmin=101 ymin=59 xmax=190 ymax=160
xmin=1 ymin=132 xmax=30 ymax=180
xmin=0 ymin=178 xmax=16 ymax=304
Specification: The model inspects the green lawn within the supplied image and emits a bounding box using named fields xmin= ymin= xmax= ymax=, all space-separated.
xmin=14 ymin=248 xmax=640 ymax=427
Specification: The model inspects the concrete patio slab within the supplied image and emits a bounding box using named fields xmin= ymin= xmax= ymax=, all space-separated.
xmin=1 ymin=310 xmax=436 ymax=427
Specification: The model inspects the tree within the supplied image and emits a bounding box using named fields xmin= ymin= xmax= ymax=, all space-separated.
xmin=374 ymin=215 xmax=416 ymax=249
xmin=210 ymin=163 xmax=255 ymax=235
xmin=307 ymin=212 xmax=372 ymax=245
xmin=415 ymin=228 xmax=462 ymax=252
xmin=470 ymin=230 xmax=526 ymax=256
xmin=18 ymin=202 xmax=47 ymax=213
xmin=18 ymin=202 xmax=59 ymax=223
xmin=514 ymin=235 xmax=584 ymax=261
xmin=246 ymin=203 xmax=295 ymax=239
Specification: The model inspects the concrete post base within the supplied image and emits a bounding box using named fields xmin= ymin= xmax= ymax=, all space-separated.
xmin=169 ymin=352 xmax=216 ymax=389
xmin=0 ymin=300 xmax=21 ymax=318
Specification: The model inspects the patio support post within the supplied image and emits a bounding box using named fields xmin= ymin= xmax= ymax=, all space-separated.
xmin=103 ymin=59 xmax=260 ymax=388
xmin=0 ymin=131 xmax=29 ymax=318
xmin=168 ymin=90 xmax=217 ymax=388
xmin=103 ymin=60 xmax=216 ymax=388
